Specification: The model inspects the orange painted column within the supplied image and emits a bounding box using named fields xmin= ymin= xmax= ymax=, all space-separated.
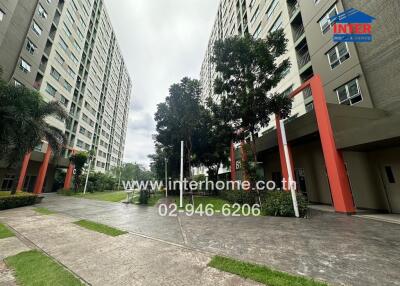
xmin=230 ymin=142 xmax=237 ymax=182
xmin=310 ymin=75 xmax=355 ymax=213
xmin=33 ymin=146 xmax=52 ymax=194
xmin=16 ymin=152 xmax=31 ymax=192
xmin=275 ymin=114 xmax=295 ymax=190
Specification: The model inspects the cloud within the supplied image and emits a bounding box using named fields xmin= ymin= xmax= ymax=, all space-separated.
xmin=104 ymin=0 xmax=218 ymax=167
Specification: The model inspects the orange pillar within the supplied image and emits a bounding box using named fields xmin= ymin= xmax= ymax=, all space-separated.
xmin=230 ymin=143 xmax=236 ymax=182
xmin=16 ymin=152 xmax=31 ymax=192
xmin=33 ymin=146 xmax=52 ymax=194
xmin=310 ymin=75 xmax=355 ymax=214
xmin=64 ymin=161 xmax=74 ymax=190
xmin=275 ymin=114 xmax=295 ymax=190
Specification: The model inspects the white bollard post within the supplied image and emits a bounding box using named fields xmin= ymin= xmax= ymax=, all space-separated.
xmin=279 ymin=120 xmax=299 ymax=218
xmin=165 ymin=158 xmax=168 ymax=198
xmin=180 ymin=141 xmax=184 ymax=208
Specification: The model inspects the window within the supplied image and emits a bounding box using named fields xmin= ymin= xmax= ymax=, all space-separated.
xmin=32 ymin=21 xmax=42 ymax=36
xmin=38 ymin=4 xmax=47 ymax=19
xmin=253 ymin=22 xmax=262 ymax=38
xmin=63 ymin=23 xmax=72 ymax=37
xmin=66 ymin=10 xmax=74 ymax=25
xmin=266 ymin=0 xmax=279 ymax=19
xmin=26 ymin=39 xmax=37 ymax=54
xmin=79 ymin=126 xmax=86 ymax=134
xmin=336 ymin=79 xmax=362 ymax=106
xmin=64 ymin=80 xmax=72 ymax=92
xmin=59 ymin=37 xmax=68 ymax=51
xmin=45 ymin=83 xmax=57 ymax=96
xmin=77 ymin=139 xmax=84 ymax=148
xmin=55 ymin=52 xmax=65 ymax=65
xmin=73 ymin=41 xmax=81 ymax=52
xmin=314 ymin=0 xmax=320 ymax=4
xmin=327 ymin=42 xmax=350 ymax=69
xmin=67 ymin=66 xmax=76 ymax=78
xmin=70 ymin=53 xmax=79 ymax=65
xmin=14 ymin=79 xmax=23 ymax=87
xmin=19 ymin=59 xmax=31 ymax=73
xmin=46 ymin=0 xmax=52 ymax=4
xmin=269 ymin=14 xmax=283 ymax=33
xmin=319 ymin=6 xmax=338 ymax=34
xmin=50 ymin=67 xmax=61 ymax=80
xmin=0 ymin=9 xmax=5 ymax=21
xmin=60 ymin=96 xmax=69 ymax=107
xmin=250 ymin=6 xmax=260 ymax=24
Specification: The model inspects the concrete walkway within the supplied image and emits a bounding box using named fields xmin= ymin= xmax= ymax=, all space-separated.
xmin=0 ymin=207 xmax=259 ymax=286
xmin=2 ymin=194 xmax=400 ymax=286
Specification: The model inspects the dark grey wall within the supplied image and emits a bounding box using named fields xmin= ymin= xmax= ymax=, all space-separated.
xmin=342 ymin=0 xmax=400 ymax=113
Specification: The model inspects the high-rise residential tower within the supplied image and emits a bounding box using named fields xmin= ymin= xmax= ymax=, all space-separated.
xmin=201 ymin=0 xmax=400 ymax=214
xmin=0 ymin=0 xmax=132 ymax=192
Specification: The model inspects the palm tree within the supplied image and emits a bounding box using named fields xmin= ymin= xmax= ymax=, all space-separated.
xmin=0 ymin=80 xmax=67 ymax=194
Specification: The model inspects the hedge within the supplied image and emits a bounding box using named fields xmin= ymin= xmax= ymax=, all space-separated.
xmin=0 ymin=193 xmax=37 ymax=210
xmin=262 ymin=191 xmax=308 ymax=217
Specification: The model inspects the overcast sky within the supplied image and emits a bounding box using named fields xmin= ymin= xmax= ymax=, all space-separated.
xmin=103 ymin=0 xmax=219 ymax=168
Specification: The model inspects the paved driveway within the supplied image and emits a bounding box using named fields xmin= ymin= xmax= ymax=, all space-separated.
xmin=4 ymin=194 xmax=400 ymax=286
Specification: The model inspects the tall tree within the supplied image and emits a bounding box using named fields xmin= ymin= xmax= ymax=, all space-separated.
xmin=154 ymin=77 xmax=202 ymax=178
xmin=212 ymin=30 xmax=293 ymax=164
xmin=69 ymin=151 xmax=88 ymax=192
xmin=0 ymin=80 xmax=67 ymax=193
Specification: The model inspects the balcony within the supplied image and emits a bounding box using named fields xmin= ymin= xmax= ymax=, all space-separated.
xmin=292 ymin=24 xmax=305 ymax=43
xmin=287 ymin=0 xmax=300 ymax=19
xmin=297 ymin=51 xmax=310 ymax=69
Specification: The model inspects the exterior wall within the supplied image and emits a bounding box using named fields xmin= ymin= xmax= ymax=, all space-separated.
xmin=300 ymin=0 xmax=373 ymax=108
xmin=0 ymin=0 xmax=132 ymax=192
xmin=342 ymin=0 xmax=400 ymax=112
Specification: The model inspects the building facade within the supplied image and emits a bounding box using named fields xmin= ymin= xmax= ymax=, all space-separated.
xmin=0 ymin=0 xmax=132 ymax=192
xmin=201 ymin=0 xmax=400 ymax=213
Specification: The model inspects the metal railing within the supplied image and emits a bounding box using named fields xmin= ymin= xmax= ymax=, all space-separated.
xmin=292 ymin=25 xmax=305 ymax=42
xmin=297 ymin=51 xmax=311 ymax=68
xmin=288 ymin=1 xmax=300 ymax=18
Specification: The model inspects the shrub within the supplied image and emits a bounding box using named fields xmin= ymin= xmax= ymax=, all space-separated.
xmin=220 ymin=189 xmax=260 ymax=205
xmin=262 ymin=191 xmax=308 ymax=217
xmin=0 ymin=192 xmax=37 ymax=210
xmin=138 ymin=189 xmax=150 ymax=205
xmin=57 ymin=188 xmax=75 ymax=196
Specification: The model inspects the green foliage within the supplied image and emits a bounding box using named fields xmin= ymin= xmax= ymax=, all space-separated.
xmin=212 ymin=30 xmax=292 ymax=166
xmin=69 ymin=151 xmax=89 ymax=192
xmin=0 ymin=80 xmax=67 ymax=194
xmin=57 ymin=188 xmax=74 ymax=196
xmin=138 ymin=189 xmax=150 ymax=205
xmin=0 ymin=192 xmax=37 ymax=210
xmin=221 ymin=189 xmax=259 ymax=205
xmin=5 ymin=250 xmax=84 ymax=286
xmin=86 ymin=172 xmax=117 ymax=192
xmin=262 ymin=191 xmax=308 ymax=217
xmin=111 ymin=163 xmax=154 ymax=182
xmin=208 ymin=256 xmax=327 ymax=286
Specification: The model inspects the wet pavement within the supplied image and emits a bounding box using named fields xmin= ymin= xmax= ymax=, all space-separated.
xmin=2 ymin=194 xmax=400 ymax=286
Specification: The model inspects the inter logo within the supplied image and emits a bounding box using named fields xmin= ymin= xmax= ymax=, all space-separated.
xmin=330 ymin=8 xmax=375 ymax=43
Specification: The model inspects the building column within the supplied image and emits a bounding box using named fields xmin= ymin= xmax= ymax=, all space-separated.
xmin=275 ymin=114 xmax=295 ymax=190
xmin=33 ymin=146 xmax=52 ymax=194
xmin=16 ymin=152 xmax=31 ymax=192
xmin=230 ymin=142 xmax=236 ymax=181
xmin=310 ymin=75 xmax=355 ymax=214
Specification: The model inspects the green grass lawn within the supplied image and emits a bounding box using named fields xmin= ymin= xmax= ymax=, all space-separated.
xmin=34 ymin=207 xmax=56 ymax=215
xmin=74 ymin=219 xmax=127 ymax=237
xmin=72 ymin=191 xmax=127 ymax=202
xmin=0 ymin=223 xmax=14 ymax=239
xmin=208 ymin=256 xmax=327 ymax=286
xmin=0 ymin=191 xmax=32 ymax=197
xmin=5 ymin=250 xmax=83 ymax=286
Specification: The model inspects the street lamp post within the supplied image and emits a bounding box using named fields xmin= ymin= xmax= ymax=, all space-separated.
xmin=164 ymin=158 xmax=168 ymax=198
